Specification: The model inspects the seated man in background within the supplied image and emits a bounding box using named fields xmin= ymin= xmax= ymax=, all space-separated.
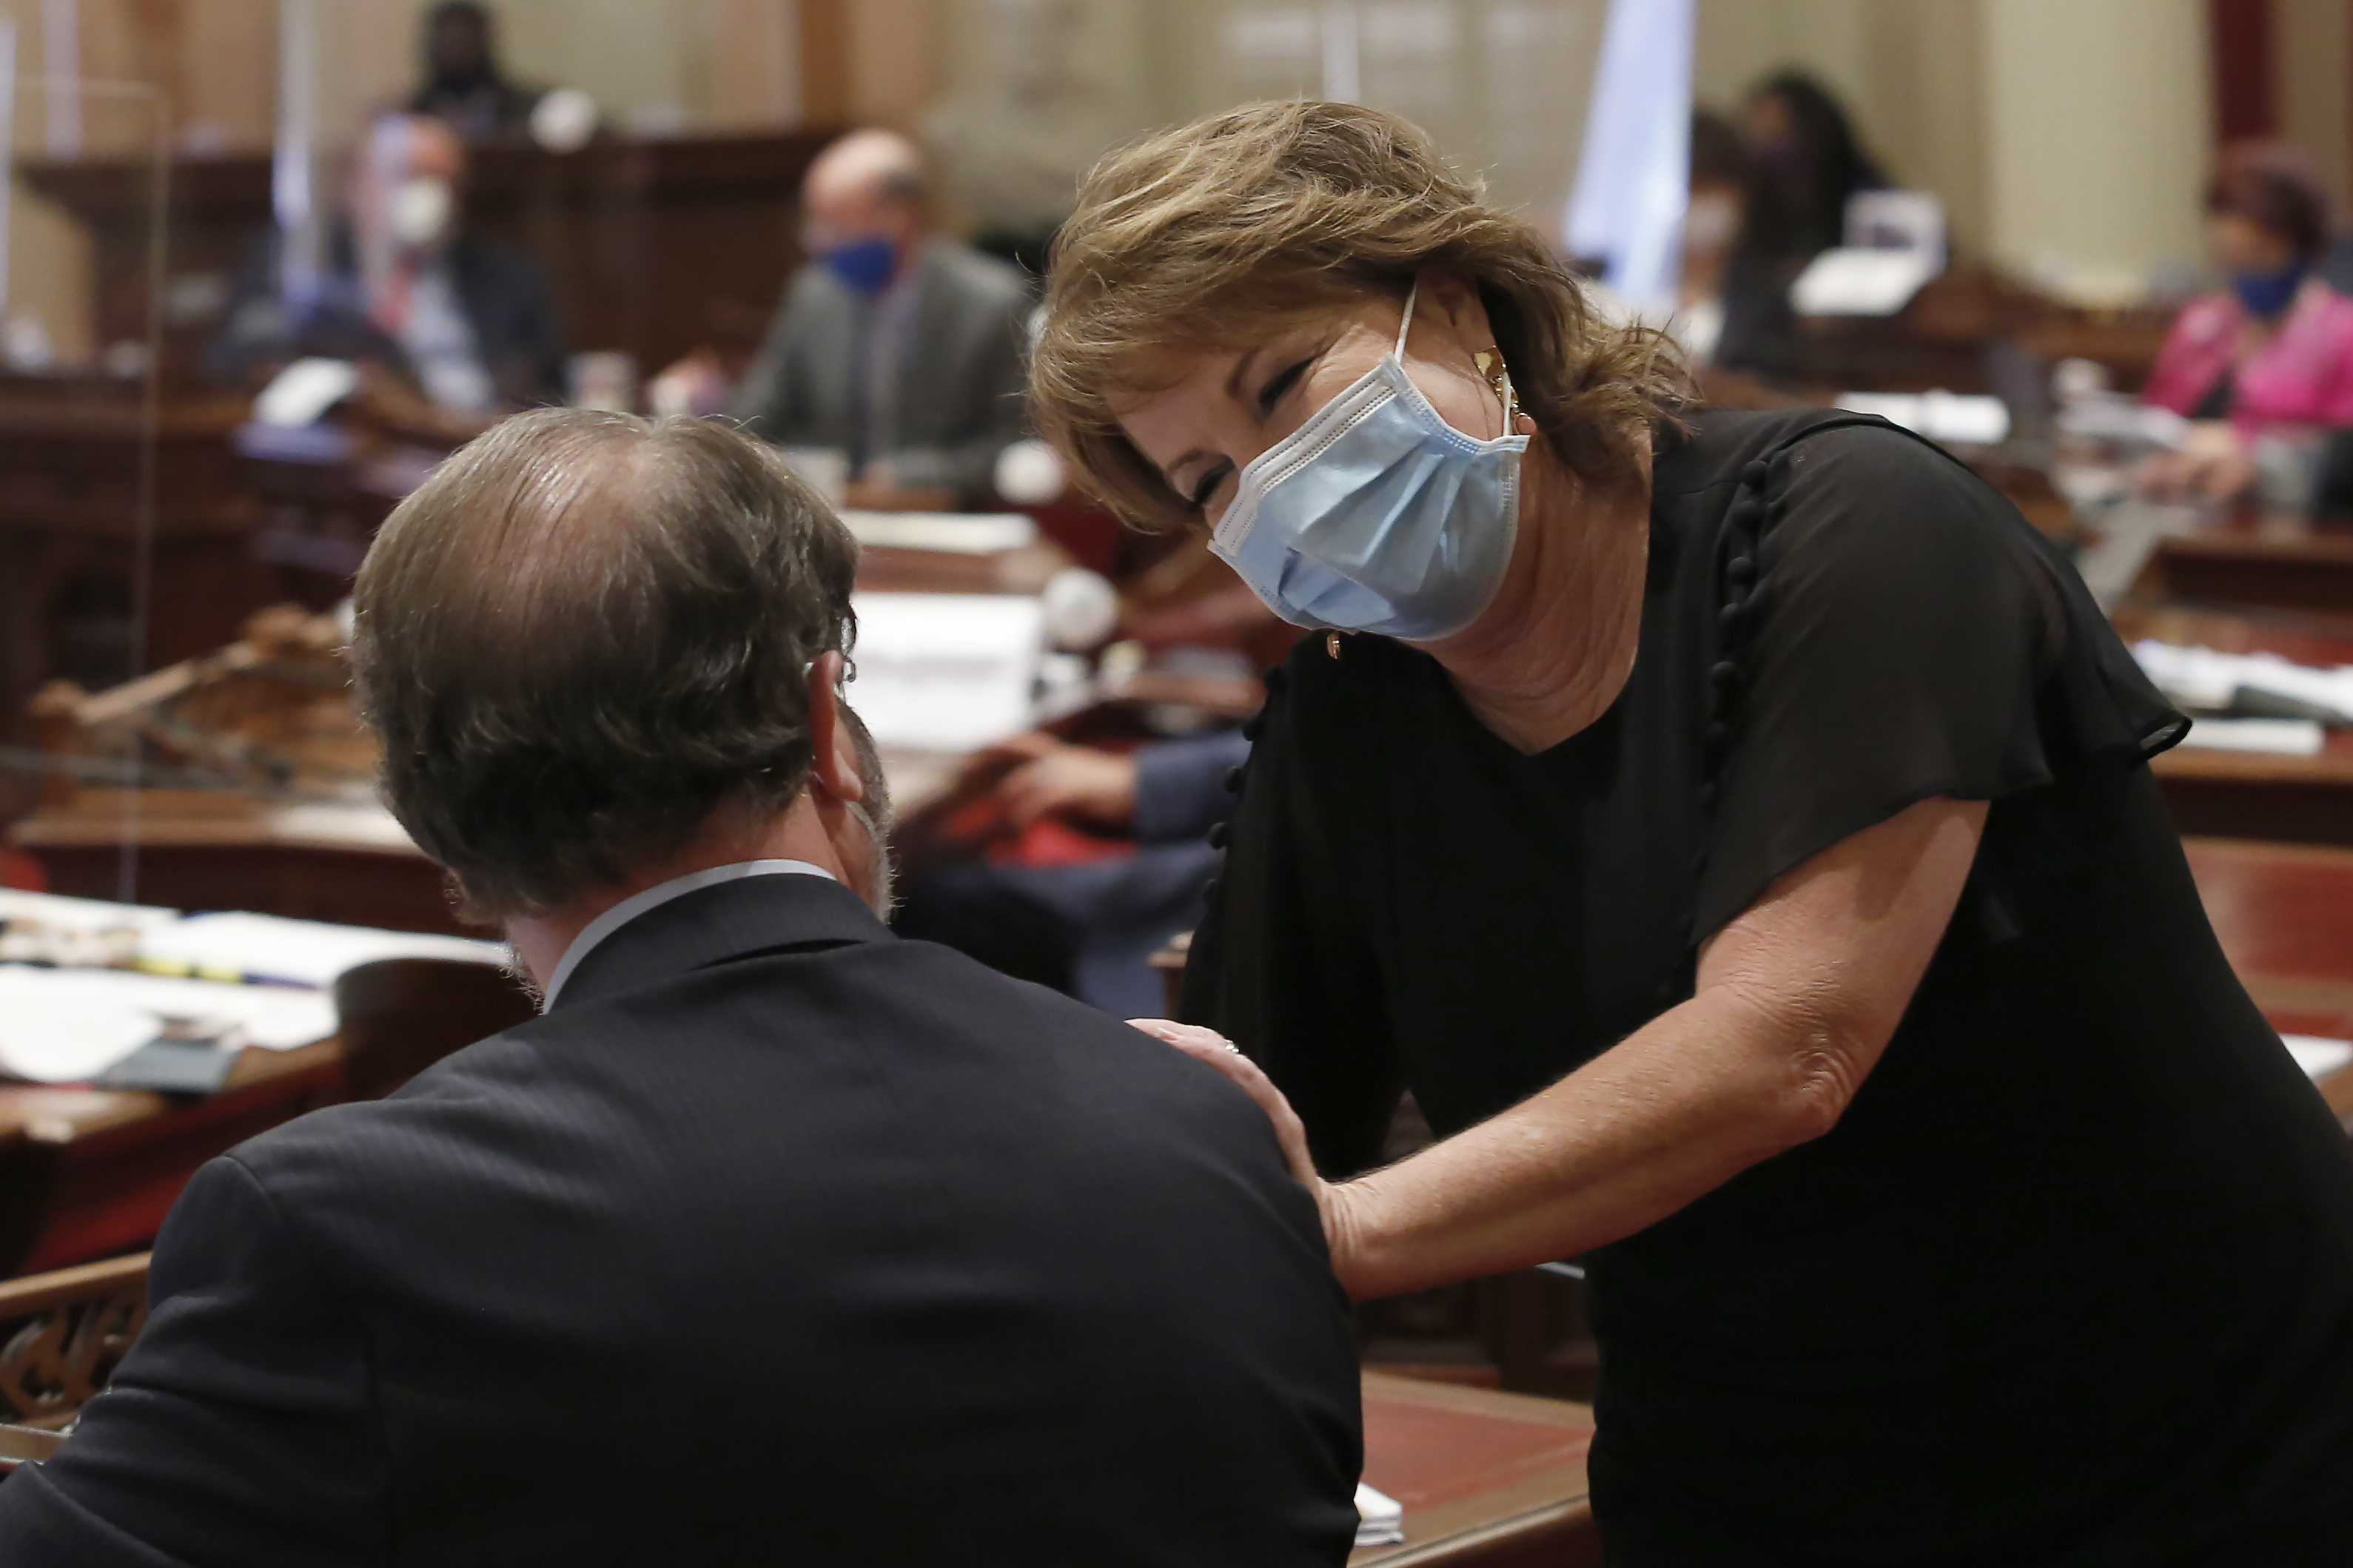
xmin=896 ymin=727 xmax=1249 ymax=1017
xmin=209 ymin=112 xmax=568 ymax=423
xmin=0 ymin=411 xmax=1360 ymax=1567
xmin=729 ymin=129 xmax=1032 ymax=509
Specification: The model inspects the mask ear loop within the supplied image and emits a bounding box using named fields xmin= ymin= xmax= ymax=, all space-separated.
xmin=1394 ymin=277 xmax=1419 ymax=357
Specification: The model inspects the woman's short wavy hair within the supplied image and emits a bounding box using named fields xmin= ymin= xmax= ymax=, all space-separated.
xmin=1030 ymin=100 xmax=1691 ymax=531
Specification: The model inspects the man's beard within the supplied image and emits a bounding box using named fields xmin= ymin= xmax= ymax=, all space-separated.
xmin=502 ymin=943 xmax=546 ymax=1010
xmin=842 ymin=706 xmax=897 ymax=921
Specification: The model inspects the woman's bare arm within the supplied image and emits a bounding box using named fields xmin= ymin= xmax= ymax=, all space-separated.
xmin=1138 ymin=794 xmax=1987 ymax=1299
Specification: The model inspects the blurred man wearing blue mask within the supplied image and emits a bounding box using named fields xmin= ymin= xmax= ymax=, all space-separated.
xmin=729 ymin=129 xmax=1032 ymax=510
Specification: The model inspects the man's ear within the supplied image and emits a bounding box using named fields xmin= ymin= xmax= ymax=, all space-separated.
xmin=804 ymin=650 xmax=867 ymax=807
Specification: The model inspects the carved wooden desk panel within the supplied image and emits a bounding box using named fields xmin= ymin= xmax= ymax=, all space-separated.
xmin=0 ymin=1253 xmax=150 ymax=1430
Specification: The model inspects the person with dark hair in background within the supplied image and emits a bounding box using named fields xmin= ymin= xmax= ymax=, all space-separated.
xmin=209 ymin=112 xmax=567 ymax=421
xmin=0 ymin=409 xmax=1361 ymax=1567
xmin=730 ymin=128 xmax=1032 ymax=510
xmin=409 ymin=1 xmax=545 ymax=146
xmin=2143 ymin=140 xmax=2353 ymax=500
xmin=1678 ymin=108 xmax=1805 ymax=383
xmin=1741 ymin=70 xmax=1887 ymax=264
xmin=1710 ymin=70 xmax=1887 ymax=381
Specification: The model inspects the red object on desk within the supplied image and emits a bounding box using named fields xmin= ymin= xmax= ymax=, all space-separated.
xmin=0 ymin=849 xmax=43 ymax=891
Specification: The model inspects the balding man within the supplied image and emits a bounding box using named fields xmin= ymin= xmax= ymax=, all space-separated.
xmin=0 ymin=411 xmax=1362 ymax=1567
xmin=731 ymin=129 xmax=1033 ymax=509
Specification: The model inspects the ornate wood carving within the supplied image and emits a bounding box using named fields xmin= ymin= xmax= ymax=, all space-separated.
xmin=0 ymin=1254 xmax=150 ymax=1430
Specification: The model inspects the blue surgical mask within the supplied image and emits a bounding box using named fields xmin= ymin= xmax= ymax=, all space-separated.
xmin=825 ymin=236 xmax=898 ymax=295
xmin=2231 ymin=261 xmax=2306 ymax=320
xmin=1210 ymin=283 xmax=1527 ymax=642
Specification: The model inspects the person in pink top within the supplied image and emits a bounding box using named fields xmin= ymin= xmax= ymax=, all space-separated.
xmin=2141 ymin=141 xmax=2353 ymax=499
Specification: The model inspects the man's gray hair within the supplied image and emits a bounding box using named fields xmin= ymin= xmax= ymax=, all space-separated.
xmin=350 ymin=409 xmax=860 ymax=921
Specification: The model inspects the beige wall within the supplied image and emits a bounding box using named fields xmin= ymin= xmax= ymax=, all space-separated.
xmin=1693 ymin=0 xmax=1988 ymax=252
xmin=0 ymin=0 xmax=2269 ymax=360
xmin=2276 ymin=0 xmax=2351 ymax=218
xmin=1981 ymin=0 xmax=2209 ymax=300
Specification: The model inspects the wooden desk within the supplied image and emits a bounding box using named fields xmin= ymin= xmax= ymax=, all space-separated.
xmin=2138 ymin=507 xmax=2353 ymax=619
xmin=2114 ymin=602 xmax=2353 ymax=846
xmin=13 ymin=791 xmax=463 ymax=936
xmin=0 ymin=1038 xmax=341 ymax=1276
xmin=0 ymin=388 xmax=265 ymax=734
xmin=1793 ymin=260 xmax=2170 ymax=397
xmin=2183 ymin=835 xmax=2353 ymax=1125
xmin=1356 ymin=1373 xmax=1598 ymax=1567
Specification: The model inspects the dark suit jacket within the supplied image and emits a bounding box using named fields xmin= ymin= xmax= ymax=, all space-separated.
xmin=0 ymin=875 xmax=1361 ymax=1566
xmin=209 ymin=226 xmax=569 ymax=407
xmin=728 ymin=239 xmax=1032 ymax=502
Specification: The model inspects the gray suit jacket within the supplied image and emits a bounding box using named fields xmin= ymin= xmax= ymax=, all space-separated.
xmin=728 ymin=239 xmax=1033 ymax=503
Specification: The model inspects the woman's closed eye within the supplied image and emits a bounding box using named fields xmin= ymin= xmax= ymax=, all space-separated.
xmin=1257 ymin=356 xmax=1315 ymax=417
xmin=1189 ymin=461 xmax=1235 ymax=510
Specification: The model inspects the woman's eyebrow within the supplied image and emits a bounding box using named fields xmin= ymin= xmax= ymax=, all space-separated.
xmin=1224 ymin=346 xmax=1266 ymax=405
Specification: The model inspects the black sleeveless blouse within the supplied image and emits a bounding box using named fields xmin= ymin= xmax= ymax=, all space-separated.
xmin=1182 ymin=409 xmax=2353 ymax=1563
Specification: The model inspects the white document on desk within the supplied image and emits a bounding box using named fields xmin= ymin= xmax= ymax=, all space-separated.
xmin=137 ymin=913 xmax=506 ymax=989
xmin=839 ymin=511 xmax=1038 ymax=556
xmin=2283 ymin=1035 xmax=2353 ymax=1081
xmin=847 ymin=592 xmax=1046 ymax=752
xmin=0 ymin=890 xmax=181 ymax=932
xmin=0 ymin=965 xmax=338 ymax=1082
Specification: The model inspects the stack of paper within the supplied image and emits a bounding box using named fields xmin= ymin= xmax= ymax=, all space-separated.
xmin=2283 ymin=1035 xmax=2353 ymax=1081
xmin=134 ymin=912 xmax=504 ymax=989
xmin=0 ymin=966 xmax=338 ymax=1083
xmin=1355 ymin=1481 xmax=1405 ymax=1547
xmin=846 ymin=592 xmax=1047 ymax=753
xmin=2134 ymin=640 xmax=2353 ymax=726
xmin=0 ymin=890 xmax=183 ymax=969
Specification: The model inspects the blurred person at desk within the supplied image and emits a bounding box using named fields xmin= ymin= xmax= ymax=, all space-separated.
xmin=728 ymin=129 xmax=1032 ymax=511
xmin=1674 ymin=109 xmax=1805 ymax=397
xmin=209 ymin=112 xmax=568 ymax=436
xmin=1032 ymin=101 xmax=2353 ymax=1564
xmin=2142 ymin=141 xmax=2353 ymax=502
xmin=0 ymin=410 xmax=1361 ymax=1566
xmin=1709 ymin=71 xmax=1885 ymax=382
xmin=895 ymin=727 xmax=1252 ymax=1017
xmin=408 ymin=1 xmax=546 ymax=147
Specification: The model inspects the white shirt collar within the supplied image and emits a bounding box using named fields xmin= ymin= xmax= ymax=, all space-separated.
xmin=540 ymin=859 xmax=836 ymax=1010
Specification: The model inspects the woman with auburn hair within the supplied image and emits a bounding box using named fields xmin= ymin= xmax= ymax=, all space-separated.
xmin=2142 ymin=139 xmax=2353 ymax=500
xmin=1033 ymin=101 xmax=2353 ymax=1564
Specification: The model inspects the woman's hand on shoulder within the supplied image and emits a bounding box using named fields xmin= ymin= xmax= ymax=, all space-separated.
xmin=1127 ymin=1018 xmax=1366 ymax=1271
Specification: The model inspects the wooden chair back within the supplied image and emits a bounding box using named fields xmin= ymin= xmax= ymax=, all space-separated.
xmin=0 ymin=1253 xmax=149 ymax=1431
xmin=333 ymin=958 xmax=537 ymax=1103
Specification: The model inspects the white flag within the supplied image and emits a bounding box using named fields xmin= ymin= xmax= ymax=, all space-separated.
xmin=1564 ymin=0 xmax=1694 ymax=314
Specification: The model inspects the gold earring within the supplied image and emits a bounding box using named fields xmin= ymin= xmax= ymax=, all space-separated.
xmin=1474 ymin=347 xmax=1517 ymax=425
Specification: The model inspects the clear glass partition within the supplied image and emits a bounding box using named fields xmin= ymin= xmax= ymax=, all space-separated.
xmin=0 ymin=70 xmax=167 ymax=906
